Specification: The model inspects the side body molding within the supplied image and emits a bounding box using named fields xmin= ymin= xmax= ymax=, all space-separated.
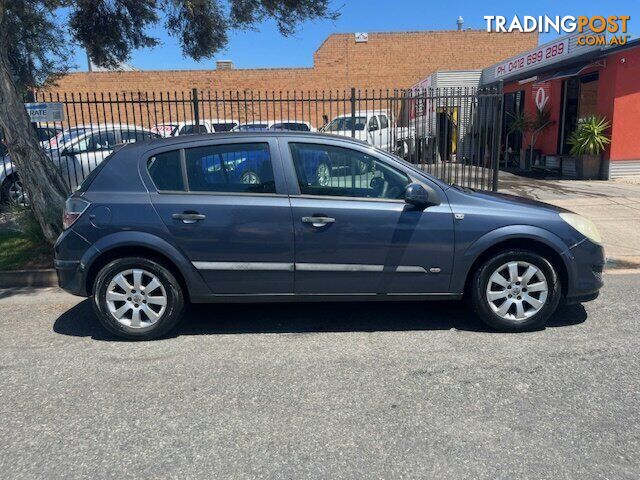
xmin=80 ymin=231 xmax=211 ymax=298
xmin=450 ymin=225 xmax=576 ymax=294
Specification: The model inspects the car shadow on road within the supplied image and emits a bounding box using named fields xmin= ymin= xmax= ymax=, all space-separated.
xmin=53 ymin=298 xmax=588 ymax=341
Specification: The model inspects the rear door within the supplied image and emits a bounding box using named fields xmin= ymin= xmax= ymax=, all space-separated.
xmin=144 ymin=137 xmax=294 ymax=295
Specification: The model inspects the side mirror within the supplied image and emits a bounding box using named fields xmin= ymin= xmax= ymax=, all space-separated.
xmin=404 ymin=183 xmax=431 ymax=209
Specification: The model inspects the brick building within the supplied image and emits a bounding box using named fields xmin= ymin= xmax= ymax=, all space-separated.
xmin=46 ymin=30 xmax=537 ymax=94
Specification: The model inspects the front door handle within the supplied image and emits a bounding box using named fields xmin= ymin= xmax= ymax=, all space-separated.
xmin=302 ymin=216 xmax=335 ymax=227
xmin=172 ymin=212 xmax=206 ymax=224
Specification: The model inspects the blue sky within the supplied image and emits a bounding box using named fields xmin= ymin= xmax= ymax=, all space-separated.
xmin=71 ymin=0 xmax=640 ymax=71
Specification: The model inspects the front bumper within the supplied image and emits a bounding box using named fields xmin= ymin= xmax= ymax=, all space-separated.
xmin=564 ymin=238 xmax=605 ymax=304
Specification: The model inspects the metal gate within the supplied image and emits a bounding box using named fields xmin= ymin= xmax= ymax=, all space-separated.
xmin=1 ymin=86 xmax=502 ymax=204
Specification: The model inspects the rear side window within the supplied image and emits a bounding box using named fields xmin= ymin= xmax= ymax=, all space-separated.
xmin=147 ymin=150 xmax=185 ymax=191
xmin=185 ymin=143 xmax=275 ymax=194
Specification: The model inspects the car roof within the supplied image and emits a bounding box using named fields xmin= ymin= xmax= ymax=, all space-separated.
xmin=122 ymin=131 xmax=372 ymax=151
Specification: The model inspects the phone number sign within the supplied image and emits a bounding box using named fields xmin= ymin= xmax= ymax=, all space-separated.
xmin=495 ymin=39 xmax=569 ymax=79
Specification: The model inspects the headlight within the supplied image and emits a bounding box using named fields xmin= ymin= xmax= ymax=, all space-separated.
xmin=559 ymin=213 xmax=602 ymax=244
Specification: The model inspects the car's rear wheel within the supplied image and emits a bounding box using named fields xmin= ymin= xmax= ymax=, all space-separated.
xmin=93 ymin=257 xmax=185 ymax=340
xmin=2 ymin=175 xmax=28 ymax=205
xmin=470 ymin=249 xmax=561 ymax=331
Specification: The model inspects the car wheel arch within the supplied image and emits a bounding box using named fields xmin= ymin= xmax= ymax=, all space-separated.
xmin=459 ymin=228 xmax=571 ymax=299
xmin=82 ymin=232 xmax=209 ymax=299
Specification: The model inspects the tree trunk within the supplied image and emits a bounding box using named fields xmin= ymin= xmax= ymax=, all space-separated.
xmin=0 ymin=1 xmax=68 ymax=245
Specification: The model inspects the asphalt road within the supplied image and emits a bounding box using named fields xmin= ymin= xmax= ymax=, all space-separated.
xmin=1 ymin=273 xmax=639 ymax=479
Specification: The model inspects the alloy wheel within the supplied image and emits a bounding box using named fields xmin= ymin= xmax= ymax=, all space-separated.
xmin=485 ymin=261 xmax=548 ymax=321
xmin=105 ymin=268 xmax=167 ymax=328
xmin=8 ymin=179 xmax=28 ymax=205
xmin=240 ymin=171 xmax=260 ymax=184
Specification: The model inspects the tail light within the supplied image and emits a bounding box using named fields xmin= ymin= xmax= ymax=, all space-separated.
xmin=63 ymin=197 xmax=90 ymax=229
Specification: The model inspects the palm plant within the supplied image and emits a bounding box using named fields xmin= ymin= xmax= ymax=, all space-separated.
xmin=528 ymin=106 xmax=552 ymax=166
xmin=568 ymin=116 xmax=611 ymax=156
xmin=504 ymin=111 xmax=530 ymax=167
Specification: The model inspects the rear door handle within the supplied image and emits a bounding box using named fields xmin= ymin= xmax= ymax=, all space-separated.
xmin=302 ymin=216 xmax=335 ymax=227
xmin=172 ymin=212 xmax=206 ymax=224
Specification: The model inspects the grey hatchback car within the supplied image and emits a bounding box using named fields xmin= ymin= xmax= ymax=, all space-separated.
xmin=54 ymin=132 xmax=604 ymax=340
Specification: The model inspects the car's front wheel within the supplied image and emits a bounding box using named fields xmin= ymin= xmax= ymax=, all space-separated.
xmin=93 ymin=257 xmax=185 ymax=340
xmin=470 ymin=249 xmax=561 ymax=331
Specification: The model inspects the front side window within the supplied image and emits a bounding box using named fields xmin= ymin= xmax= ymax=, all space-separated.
xmin=379 ymin=115 xmax=389 ymax=129
xmin=185 ymin=143 xmax=275 ymax=194
xmin=368 ymin=116 xmax=379 ymax=131
xmin=289 ymin=143 xmax=410 ymax=200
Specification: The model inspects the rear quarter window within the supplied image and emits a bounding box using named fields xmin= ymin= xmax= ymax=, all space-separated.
xmin=147 ymin=150 xmax=185 ymax=191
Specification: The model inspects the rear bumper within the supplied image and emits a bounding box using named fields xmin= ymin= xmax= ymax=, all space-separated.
xmin=54 ymin=259 xmax=88 ymax=297
xmin=54 ymin=229 xmax=92 ymax=297
xmin=564 ymin=238 xmax=605 ymax=303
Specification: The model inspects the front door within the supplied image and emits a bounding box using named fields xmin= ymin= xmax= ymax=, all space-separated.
xmin=283 ymin=139 xmax=454 ymax=295
xmin=146 ymin=138 xmax=294 ymax=295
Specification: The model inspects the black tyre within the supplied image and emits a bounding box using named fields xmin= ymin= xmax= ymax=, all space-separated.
xmin=2 ymin=175 xmax=28 ymax=205
xmin=92 ymin=257 xmax=185 ymax=340
xmin=469 ymin=249 xmax=561 ymax=332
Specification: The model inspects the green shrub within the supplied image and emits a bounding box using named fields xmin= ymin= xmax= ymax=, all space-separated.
xmin=568 ymin=116 xmax=611 ymax=156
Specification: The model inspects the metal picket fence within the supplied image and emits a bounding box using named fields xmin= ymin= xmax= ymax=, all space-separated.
xmin=0 ymin=86 xmax=503 ymax=205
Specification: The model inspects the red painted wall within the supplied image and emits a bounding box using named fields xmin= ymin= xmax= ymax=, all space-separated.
xmin=607 ymin=48 xmax=640 ymax=161
xmin=503 ymin=45 xmax=640 ymax=162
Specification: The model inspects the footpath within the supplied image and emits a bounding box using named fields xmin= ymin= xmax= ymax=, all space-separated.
xmin=499 ymin=172 xmax=640 ymax=269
